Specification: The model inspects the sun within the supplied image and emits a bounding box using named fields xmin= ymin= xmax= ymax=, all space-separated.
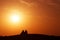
xmin=11 ymin=14 xmax=20 ymax=23
xmin=9 ymin=10 xmax=22 ymax=24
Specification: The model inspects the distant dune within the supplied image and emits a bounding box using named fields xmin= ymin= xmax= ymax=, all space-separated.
xmin=0 ymin=30 xmax=60 ymax=40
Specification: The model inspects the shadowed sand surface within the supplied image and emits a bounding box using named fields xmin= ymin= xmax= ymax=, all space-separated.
xmin=0 ymin=30 xmax=60 ymax=40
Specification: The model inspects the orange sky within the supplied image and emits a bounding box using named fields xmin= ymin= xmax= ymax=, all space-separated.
xmin=0 ymin=0 xmax=60 ymax=36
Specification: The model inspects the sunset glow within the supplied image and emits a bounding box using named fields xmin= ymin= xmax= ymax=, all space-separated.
xmin=0 ymin=0 xmax=60 ymax=36
xmin=10 ymin=14 xmax=20 ymax=23
xmin=8 ymin=9 xmax=23 ymax=24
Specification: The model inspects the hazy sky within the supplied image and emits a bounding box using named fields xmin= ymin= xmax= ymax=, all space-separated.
xmin=0 ymin=0 xmax=60 ymax=36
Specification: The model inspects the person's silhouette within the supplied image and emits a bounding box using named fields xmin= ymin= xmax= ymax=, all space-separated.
xmin=20 ymin=30 xmax=28 ymax=40
xmin=20 ymin=30 xmax=28 ymax=37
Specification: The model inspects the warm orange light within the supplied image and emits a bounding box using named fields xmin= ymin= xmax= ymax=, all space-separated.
xmin=8 ymin=9 xmax=23 ymax=24
xmin=10 ymin=14 xmax=20 ymax=23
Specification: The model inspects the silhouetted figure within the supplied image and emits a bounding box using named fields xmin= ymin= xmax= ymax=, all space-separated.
xmin=20 ymin=30 xmax=27 ymax=36
xmin=20 ymin=30 xmax=28 ymax=40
